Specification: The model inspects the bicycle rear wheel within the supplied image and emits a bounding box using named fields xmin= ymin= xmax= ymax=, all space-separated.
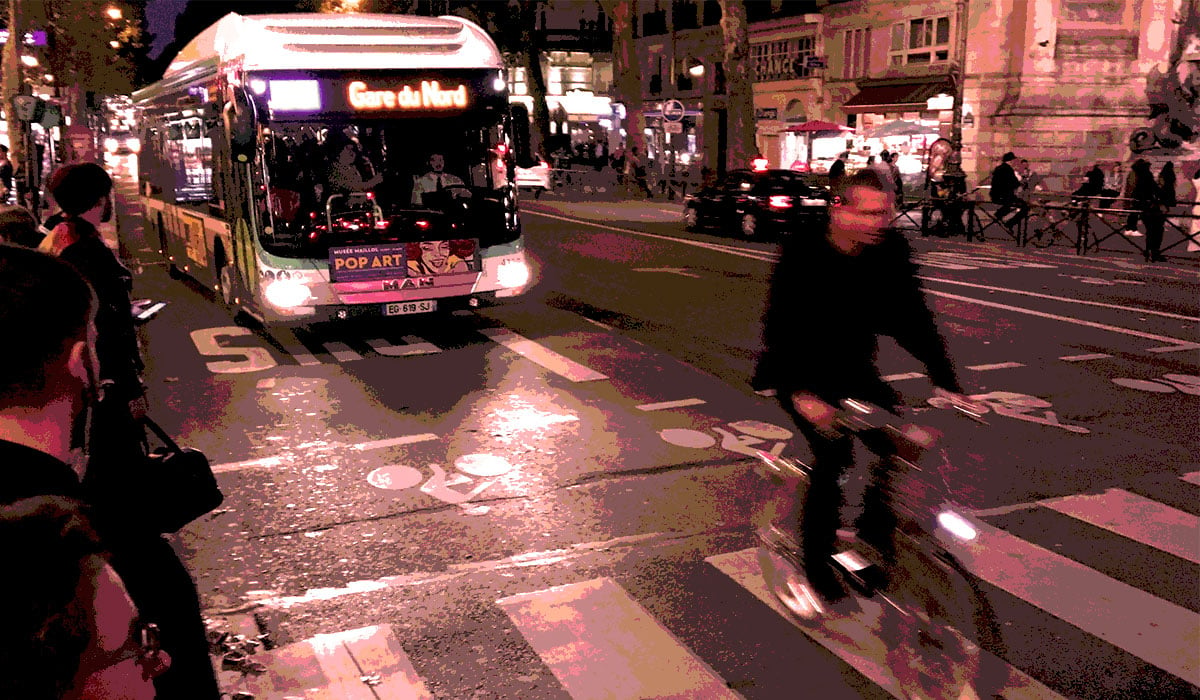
xmin=881 ymin=540 xmax=994 ymax=700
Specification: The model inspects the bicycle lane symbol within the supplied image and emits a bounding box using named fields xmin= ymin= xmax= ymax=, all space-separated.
xmin=366 ymin=452 xmax=515 ymax=516
xmin=659 ymin=419 xmax=795 ymax=458
xmin=927 ymin=391 xmax=1090 ymax=434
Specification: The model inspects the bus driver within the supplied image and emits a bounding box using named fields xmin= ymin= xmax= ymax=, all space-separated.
xmin=411 ymin=152 xmax=467 ymax=206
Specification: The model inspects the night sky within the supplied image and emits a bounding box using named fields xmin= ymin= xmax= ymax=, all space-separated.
xmin=145 ymin=0 xmax=187 ymax=59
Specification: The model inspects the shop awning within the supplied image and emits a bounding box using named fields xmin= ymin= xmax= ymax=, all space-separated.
xmin=842 ymin=77 xmax=953 ymax=114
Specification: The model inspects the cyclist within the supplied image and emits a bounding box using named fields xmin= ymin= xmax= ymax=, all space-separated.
xmin=754 ymin=168 xmax=974 ymax=603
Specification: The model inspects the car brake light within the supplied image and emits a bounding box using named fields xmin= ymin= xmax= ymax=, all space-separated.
xmin=768 ymin=195 xmax=792 ymax=209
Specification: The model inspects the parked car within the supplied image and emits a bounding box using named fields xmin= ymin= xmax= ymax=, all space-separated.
xmin=516 ymin=155 xmax=552 ymax=199
xmin=682 ymin=169 xmax=831 ymax=238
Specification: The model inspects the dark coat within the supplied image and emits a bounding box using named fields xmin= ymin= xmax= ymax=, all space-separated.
xmin=53 ymin=220 xmax=143 ymax=399
xmin=989 ymin=162 xmax=1021 ymax=203
xmin=754 ymin=227 xmax=962 ymax=410
xmin=0 ymin=439 xmax=220 ymax=698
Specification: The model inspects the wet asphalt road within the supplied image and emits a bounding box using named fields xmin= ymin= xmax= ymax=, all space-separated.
xmin=107 ymin=157 xmax=1199 ymax=699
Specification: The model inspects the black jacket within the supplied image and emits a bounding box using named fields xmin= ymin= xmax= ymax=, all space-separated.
xmin=754 ymin=228 xmax=962 ymax=410
xmin=0 ymin=438 xmax=220 ymax=698
xmin=989 ymin=162 xmax=1021 ymax=203
xmin=55 ymin=221 xmax=143 ymax=398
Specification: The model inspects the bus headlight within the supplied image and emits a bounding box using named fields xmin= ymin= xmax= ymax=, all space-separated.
xmin=496 ymin=259 xmax=530 ymax=289
xmin=264 ymin=279 xmax=312 ymax=309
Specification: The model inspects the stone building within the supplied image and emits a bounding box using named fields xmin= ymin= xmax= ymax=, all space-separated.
xmin=961 ymin=0 xmax=1193 ymax=192
xmin=633 ymin=0 xmax=1194 ymax=194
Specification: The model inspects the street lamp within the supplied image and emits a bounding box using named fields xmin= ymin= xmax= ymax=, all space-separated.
xmin=942 ymin=0 xmax=970 ymax=195
xmin=686 ymin=58 xmax=705 ymax=78
xmin=20 ymin=54 xmax=38 ymax=67
xmin=105 ymin=6 xmax=123 ymax=21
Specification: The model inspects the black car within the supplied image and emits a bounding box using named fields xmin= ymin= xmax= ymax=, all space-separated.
xmin=683 ymin=169 xmax=831 ymax=238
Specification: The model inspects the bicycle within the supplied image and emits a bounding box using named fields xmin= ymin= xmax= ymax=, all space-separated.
xmin=753 ymin=398 xmax=1003 ymax=700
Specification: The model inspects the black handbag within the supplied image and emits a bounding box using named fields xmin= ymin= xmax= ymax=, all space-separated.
xmin=85 ymin=400 xmax=224 ymax=535
xmin=138 ymin=416 xmax=225 ymax=534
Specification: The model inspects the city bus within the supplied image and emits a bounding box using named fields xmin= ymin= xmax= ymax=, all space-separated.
xmin=132 ymin=12 xmax=534 ymax=325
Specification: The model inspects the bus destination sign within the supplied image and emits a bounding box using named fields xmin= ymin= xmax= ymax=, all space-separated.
xmin=348 ymin=80 xmax=468 ymax=111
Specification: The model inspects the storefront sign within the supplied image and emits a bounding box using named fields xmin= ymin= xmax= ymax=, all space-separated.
xmin=664 ymin=121 xmax=683 ymax=134
xmin=755 ymin=108 xmax=778 ymax=120
xmin=804 ymin=56 xmax=827 ymax=69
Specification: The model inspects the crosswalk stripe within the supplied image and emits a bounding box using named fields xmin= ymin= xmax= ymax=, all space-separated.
xmin=478 ymin=328 xmax=608 ymax=382
xmin=707 ymin=548 xmax=1065 ymax=700
xmin=497 ymin=577 xmax=738 ymax=699
xmin=237 ymin=625 xmax=431 ymax=699
xmin=1039 ymin=489 xmax=1200 ymax=565
xmin=951 ymin=520 xmax=1200 ymax=685
xmin=323 ymin=341 xmax=363 ymax=363
xmin=882 ymin=371 xmax=926 ymax=382
xmin=966 ymin=361 xmax=1026 ymax=371
xmin=366 ymin=335 xmax=442 ymax=356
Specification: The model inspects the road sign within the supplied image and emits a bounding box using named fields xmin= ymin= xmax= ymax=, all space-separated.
xmin=805 ymin=55 xmax=827 ymax=69
xmin=662 ymin=99 xmax=685 ymax=122
xmin=664 ymin=121 xmax=683 ymax=134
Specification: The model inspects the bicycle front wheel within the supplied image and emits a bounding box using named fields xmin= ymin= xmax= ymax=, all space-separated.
xmin=881 ymin=541 xmax=993 ymax=700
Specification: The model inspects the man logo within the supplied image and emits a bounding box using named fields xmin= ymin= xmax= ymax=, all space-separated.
xmin=382 ymin=277 xmax=434 ymax=292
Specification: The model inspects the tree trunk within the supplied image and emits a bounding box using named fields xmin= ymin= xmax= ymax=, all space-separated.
xmin=2 ymin=0 xmax=30 ymax=179
xmin=718 ymin=0 xmax=755 ymax=171
xmin=599 ymin=0 xmax=644 ymax=187
xmin=520 ymin=2 xmax=552 ymax=156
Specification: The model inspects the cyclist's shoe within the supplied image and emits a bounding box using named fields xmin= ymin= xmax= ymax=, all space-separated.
xmin=804 ymin=563 xmax=848 ymax=604
xmin=853 ymin=522 xmax=897 ymax=563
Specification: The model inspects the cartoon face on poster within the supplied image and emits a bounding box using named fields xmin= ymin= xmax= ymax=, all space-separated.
xmin=406 ymin=239 xmax=479 ymax=276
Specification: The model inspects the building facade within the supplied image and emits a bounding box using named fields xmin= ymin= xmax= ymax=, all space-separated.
xmin=628 ymin=0 xmax=1192 ymax=193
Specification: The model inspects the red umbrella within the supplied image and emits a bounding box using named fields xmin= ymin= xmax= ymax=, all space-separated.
xmin=785 ymin=121 xmax=855 ymax=171
xmin=786 ymin=120 xmax=855 ymax=133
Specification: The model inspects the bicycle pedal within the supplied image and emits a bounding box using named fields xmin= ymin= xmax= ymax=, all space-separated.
xmin=832 ymin=549 xmax=887 ymax=595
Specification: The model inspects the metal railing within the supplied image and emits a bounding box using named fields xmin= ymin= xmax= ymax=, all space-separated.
xmin=889 ymin=187 xmax=1200 ymax=259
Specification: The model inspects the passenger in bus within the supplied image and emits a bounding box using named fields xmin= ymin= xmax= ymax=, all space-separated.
xmin=411 ymin=152 xmax=468 ymax=206
xmin=326 ymin=141 xmax=383 ymax=196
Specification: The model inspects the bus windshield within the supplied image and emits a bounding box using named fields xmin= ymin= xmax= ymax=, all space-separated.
xmin=258 ymin=116 xmax=510 ymax=257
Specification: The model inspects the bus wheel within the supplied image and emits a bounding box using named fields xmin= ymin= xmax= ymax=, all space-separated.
xmin=218 ymin=265 xmax=237 ymax=308
xmin=158 ymin=215 xmax=182 ymax=279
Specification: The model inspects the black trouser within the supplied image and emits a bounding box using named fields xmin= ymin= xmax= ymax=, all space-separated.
xmin=994 ymin=195 xmax=1029 ymax=228
xmin=781 ymin=399 xmax=898 ymax=578
xmin=1142 ymin=207 xmax=1165 ymax=259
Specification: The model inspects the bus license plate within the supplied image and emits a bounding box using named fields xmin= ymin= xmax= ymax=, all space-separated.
xmin=384 ymin=300 xmax=436 ymax=316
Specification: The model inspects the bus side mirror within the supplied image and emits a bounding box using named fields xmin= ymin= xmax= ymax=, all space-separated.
xmin=224 ymin=90 xmax=258 ymax=164
xmin=509 ymin=103 xmax=536 ymax=169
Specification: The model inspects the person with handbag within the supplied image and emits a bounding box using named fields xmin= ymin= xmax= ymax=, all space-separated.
xmin=40 ymin=163 xmax=147 ymax=468
xmin=0 ymin=245 xmax=221 ymax=698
